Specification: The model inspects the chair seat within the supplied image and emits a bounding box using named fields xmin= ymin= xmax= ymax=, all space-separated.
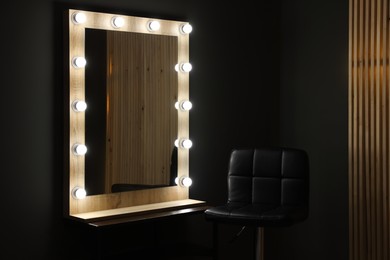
xmin=204 ymin=203 xmax=308 ymax=227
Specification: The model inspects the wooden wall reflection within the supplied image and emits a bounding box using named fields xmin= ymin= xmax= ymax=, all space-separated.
xmin=105 ymin=31 xmax=178 ymax=193
xmin=85 ymin=29 xmax=178 ymax=195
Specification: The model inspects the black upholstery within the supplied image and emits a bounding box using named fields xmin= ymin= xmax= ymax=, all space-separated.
xmin=204 ymin=147 xmax=309 ymax=259
xmin=204 ymin=147 xmax=309 ymax=227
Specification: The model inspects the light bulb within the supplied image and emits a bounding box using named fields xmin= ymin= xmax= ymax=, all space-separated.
xmin=181 ymin=101 xmax=192 ymax=111
xmin=73 ymin=143 xmax=87 ymax=156
xmin=176 ymin=62 xmax=192 ymax=72
xmin=177 ymin=176 xmax=192 ymax=187
xmin=181 ymin=63 xmax=192 ymax=72
xmin=72 ymin=12 xmax=87 ymax=24
xmin=175 ymin=100 xmax=192 ymax=111
xmin=72 ymin=100 xmax=87 ymax=112
xmin=72 ymin=57 xmax=87 ymax=68
xmin=180 ymin=23 xmax=193 ymax=34
xmin=181 ymin=139 xmax=193 ymax=149
xmin=147 ymin=20 xmax=160 ymax=31
xmin=181 ymin=177 xmax=192 ymax=187
xmin=72 ymin=187 xmax=87 ymax=199
xmin=175 ymin=138 xmax=192 ymax=149
xmin=111 ymin=16 xmax=125 ymax=28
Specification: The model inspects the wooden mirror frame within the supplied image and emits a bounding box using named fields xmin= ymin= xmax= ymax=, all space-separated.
xmin=64 ymin=9 xmax=204 ymax=223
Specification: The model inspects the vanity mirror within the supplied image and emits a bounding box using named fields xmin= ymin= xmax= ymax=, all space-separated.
xmin=84 ymin=28 xmax=178 ymax=196
xmin=64 ymin=9 xmax=206 ymax=224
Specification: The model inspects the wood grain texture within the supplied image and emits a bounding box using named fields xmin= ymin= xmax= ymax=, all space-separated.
xmin=105 ymin=31 xmax=178 ymax=191
xmin=72 ymin=199 xmax=206 ymax=221
xmin=349 ymin=1 xmax=390 ymax=259
xmin=87 ymin=205 xmax=210 ymax=227
xmin=66 ymin=9 xmax=193 ymax=218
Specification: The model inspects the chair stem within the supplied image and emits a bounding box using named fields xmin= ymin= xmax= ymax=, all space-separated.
xmin=213 ymin=222 xmax=219 ymax=260
xmin=254 ymin=227 xmax=264 ymax=260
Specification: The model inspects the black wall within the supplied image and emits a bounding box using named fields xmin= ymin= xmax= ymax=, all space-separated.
xmin=266 ymin=0 xmax=349 ymax=260
xmin=1 ymin=0 xmax=348 ymax=259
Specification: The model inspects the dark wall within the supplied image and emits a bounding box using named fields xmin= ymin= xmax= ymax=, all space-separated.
xmin=267 ymin=0 xmax=349 ymax=260
xmin=1 ymin=0 xmax=349 ymax=259
xmin=2 ymin=0 xmax=280 ymax=259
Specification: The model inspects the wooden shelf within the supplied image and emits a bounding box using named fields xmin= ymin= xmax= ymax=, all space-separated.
xmin=69 ymin=199 xmax=208 ymax=227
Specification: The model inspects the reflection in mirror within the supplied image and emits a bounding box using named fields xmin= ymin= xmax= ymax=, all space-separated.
xmin=84 ymin=29 xmax=178 ymax=195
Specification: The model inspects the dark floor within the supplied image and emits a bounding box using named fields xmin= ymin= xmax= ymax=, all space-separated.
xmin=101 ymin=244 xmax=213 ymax=260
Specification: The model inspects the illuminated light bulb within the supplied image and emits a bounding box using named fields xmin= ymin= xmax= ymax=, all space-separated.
xmin=72 ymin=57 xmax=87 ymax=68
xmin=175 ymin=62 xmax=192 ymax=72
xmin=181 ymin=63 xmax=192 ymax=72
xmin=72 ymin=100 xmax=87 ymax=112
xmin=181 ymin=139 xmax=193 ymax=149
xmin=179 ymin=23 xmax=193 ymax=34
xmin=175 ymin=138 xmax=192 ymax=149
xmin=111 ymin=16 xmax=125 ymax=28
xmin=181 ymin=177 xmax=193 ymax=187
xmin=72 ymin=187 xmax=87 ymax=199
xmin=181 ymin=101 xmax=192 ymax=111
xmin=147 ymin=20 xmax=160 ymax=31
xmin=176 ymin=176 xmax=192 ymax=187
xmin=72 ymin=12 xmax=87 ymax=24
xmin=73 ymin=143 xmax=87 ymax=156
xmin=175 ymin=100 xmax=192 ymax=111
xmin=175 ymin=176 xmax=192 ymax=187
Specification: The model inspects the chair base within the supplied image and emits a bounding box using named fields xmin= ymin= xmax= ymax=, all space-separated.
xmin=212 ymin=223 xmax=264 ymax=260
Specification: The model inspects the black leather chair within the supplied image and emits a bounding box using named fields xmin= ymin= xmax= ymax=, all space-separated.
xmin=204 ymin=147 xmax=309 ymax=260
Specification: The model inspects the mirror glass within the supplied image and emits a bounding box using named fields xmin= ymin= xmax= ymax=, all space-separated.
xmin=84 ymin=29 xmax=179 ymax=195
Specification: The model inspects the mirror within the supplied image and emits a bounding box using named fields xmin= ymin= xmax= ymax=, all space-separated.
xmin=84 ymin=29 xmax=178 ymax=195
xmin=65 ymin=9 xmax=194 ymax=219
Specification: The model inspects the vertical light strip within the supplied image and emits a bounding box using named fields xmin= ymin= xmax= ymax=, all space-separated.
xmin=387 ymin=1 xmax=390 ymax=256
xmin=381 ymin=1 xmax=388 ymax=258
xmin=369 ymin=0 xmax=376 ymax=258
xmin=348 ymin=0 xmax=354 ymax=258
xmin=349 ymin=0 xmax=390 ymax=259
xmin=358 ymin=0 xmax=364 ymax=257
xmin=375 ymin=1 xmax=382 ymax=258
xmin=68 ymin=11 xmax=86 ymax=215
xmin=363 ymin=0 xmax=371 ymax=259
